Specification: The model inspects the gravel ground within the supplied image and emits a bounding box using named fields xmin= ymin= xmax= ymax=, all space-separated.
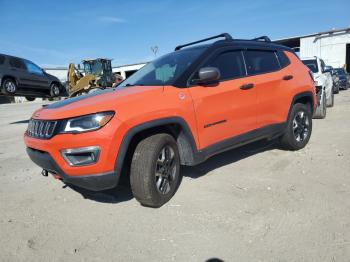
xmin=1 ymin=91 xmax=350 ymax=262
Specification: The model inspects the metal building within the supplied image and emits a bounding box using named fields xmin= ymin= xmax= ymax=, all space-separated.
xmin=275 ymin=27 xmax=350 ymax=71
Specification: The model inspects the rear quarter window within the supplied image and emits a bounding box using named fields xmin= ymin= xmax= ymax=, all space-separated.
xmin=276 ymin=51 xmax=290 ymax=68
xmin=244 ymin=50 xmax=280 ymax=75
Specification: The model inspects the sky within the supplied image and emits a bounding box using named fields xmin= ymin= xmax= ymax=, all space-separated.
xmin=0 ymin=0 xmax=349 ymax=68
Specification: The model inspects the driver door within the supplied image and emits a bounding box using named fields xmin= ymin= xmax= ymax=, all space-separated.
xmin=189 ymin=49 xmax=257 ymax=149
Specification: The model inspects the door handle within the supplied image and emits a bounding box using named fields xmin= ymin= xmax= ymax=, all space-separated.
xmin=240 ymin=83 xmax=254 ymax=90
xmin=283 ymin=75 xmax=293 ymax=81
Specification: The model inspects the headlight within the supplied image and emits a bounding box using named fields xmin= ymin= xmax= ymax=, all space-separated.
xmin=60 ymin=111 xmax=114 ymax=133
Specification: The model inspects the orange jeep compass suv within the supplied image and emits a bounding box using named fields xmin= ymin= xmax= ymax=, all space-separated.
xmin=24 ymin=33 xmax=316 ymax=207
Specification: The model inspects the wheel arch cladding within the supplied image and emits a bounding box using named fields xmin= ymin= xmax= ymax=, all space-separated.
xmin=115 ymin=117 xmax=198 ymax=181
xmin=1 ymin=75 xmax=18 ymax=86
xmin=292 ymin=92 xmax=314 ymax=114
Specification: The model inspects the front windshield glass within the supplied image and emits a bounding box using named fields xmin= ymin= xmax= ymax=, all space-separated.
xmin=118 ymin=48 xmax=204 ymax=87
xmin=84 ymin=61 xmax=103 ymax=75
xmin=302 ymin=59 xmax=318 ymax=73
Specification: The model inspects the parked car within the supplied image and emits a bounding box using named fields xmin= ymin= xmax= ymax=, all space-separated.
xmin=331 ymin=68 xmax=349 ymax=90
xmin=24 ymin=33 xmax=316 ymax=207
xmin=0 ymin=54 xmax=64 ymax=101
xmin=301 ymin=57 xmax=334 ymax=119
xmin=324 ymin=65 xmax=340 ymax=94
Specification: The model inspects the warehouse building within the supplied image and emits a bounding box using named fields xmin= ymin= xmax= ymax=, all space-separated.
xmin=275 ymin=27 xmax=350 ymax=71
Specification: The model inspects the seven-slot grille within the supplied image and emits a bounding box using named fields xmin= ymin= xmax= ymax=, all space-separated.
xmin=27 ymin=119 xmax=57 ymax=139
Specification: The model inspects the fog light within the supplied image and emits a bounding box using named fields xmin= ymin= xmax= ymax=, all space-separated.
xmin=61 ymin=146 xmax=100 ymax=166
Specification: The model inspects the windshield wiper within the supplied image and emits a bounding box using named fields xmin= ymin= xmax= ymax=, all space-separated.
xmin=124 ymin=83 xmax=144 ymax=87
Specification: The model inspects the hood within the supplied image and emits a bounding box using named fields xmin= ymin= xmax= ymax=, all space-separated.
xmin=45 ymin=72 xmax=60 ymax=82
xmin=32 ymin=86 xmax=163 ymax=120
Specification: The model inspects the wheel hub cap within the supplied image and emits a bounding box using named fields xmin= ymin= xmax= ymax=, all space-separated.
xmin=155 ymin=145 xmax=176 ymax=194
xmin=293 ymin=111 xmax=310 ymax=142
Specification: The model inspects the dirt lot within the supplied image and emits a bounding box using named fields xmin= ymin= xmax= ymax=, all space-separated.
xmin=1 ymin=91 xmax=350 ymax=262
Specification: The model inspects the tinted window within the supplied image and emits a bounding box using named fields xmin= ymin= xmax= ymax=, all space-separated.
xmin=24 ymin=60 xmax=44 ymax=75
xmin=203 ymin=51 xmax=246 ymax=80
xmin=302 ymin=59 xmax=318 ymax=73
xmin=9 ymin=57 xmax=26 ymax=69
xmin=244 ymin=50 xmax=280 ymax=75
xmin=320 ymin=59 xmax=326 ymax=72
xmin=0 ymin=55 xmax=5 ymax=65
xmin=276 ymin=51 xmax=290 ymax=68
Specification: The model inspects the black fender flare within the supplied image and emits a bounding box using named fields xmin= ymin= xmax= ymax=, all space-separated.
xmin=114 ymin=117 xmax=199 ymax=181
xmin=287 ymin=91 xmax=315 ymax=121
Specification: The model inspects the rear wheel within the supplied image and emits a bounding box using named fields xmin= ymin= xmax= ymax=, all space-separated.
xmin=313 ymin=90 xmax=327 ymax=119
xmin=334 ymin=85 xmax=339 ymax=94
xmin=2 ymin=79 xmax=17 ymax=94
xmin=50 ymin=83 xmax=60 ymax=97
xmin=130 ymin=134 xmax=182 ymax=208
xmin=280 ymin=103 xmax=312 ymax=150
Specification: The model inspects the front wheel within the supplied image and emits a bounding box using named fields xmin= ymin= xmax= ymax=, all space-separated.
xmin=130 ymin=133 xmax=182 ymax=208
xmin=50 ymin=83 xmax=60 ymax=97
xmin=280 ymin=103 xmax=312 ymax=150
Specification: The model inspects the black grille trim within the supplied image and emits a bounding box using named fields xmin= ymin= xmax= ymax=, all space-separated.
xmin=27 ymin=119 xmax=58 ymax=139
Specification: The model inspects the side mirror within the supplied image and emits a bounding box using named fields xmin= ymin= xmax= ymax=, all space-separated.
xmin=193 ymin=67 xmax=220 ymax=85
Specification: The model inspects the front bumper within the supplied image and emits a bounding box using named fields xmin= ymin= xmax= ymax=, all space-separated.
xmin=26 ymin=147 xmax=118 ymax=191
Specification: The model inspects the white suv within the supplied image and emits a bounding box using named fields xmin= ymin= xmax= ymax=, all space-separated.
xmin=301 ymin=57 xmax=334 ymax=119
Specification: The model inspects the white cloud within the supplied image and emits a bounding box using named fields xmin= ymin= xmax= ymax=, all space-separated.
xmin=98 ymin=16 xmax=125 ymax=23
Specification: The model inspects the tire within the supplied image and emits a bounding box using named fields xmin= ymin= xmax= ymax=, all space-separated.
xmin=2 ymin=78 xmax=17 ymax=94
xmin=130 ymin=133 xmax=182 ymax=208
xmin=25 ymin=96 xmax=35 ymax=102
xmin=280 ymin=103 xmax=312 ymax=151
xmin=50 ymin=83 xmax=60 ymax=97
xmin=326 ymin=88 xmax=334 ymax=107
xmin=313 ymin=91 xmax=327 ymax=119
xmin=334 ymin=85 xmax=339 ymax=94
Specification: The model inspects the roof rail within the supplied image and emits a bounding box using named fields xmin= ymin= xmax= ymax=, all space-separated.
xmin=252 ymin=36 xmax=271 ymax=42
xmin=175 ymin=33 xmax=233 ymax=51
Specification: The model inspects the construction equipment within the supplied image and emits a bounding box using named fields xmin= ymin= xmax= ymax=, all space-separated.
xmin=67 ymin=58 xmax=114 ymax=97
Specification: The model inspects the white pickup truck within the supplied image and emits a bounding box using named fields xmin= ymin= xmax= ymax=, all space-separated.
xmin=301 ymin=56 xmax=334 ymax=119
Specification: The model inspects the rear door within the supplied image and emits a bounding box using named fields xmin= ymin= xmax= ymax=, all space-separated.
xmin=8 ymin=57 xmax=30 ymax=87
xmin=23 ymin=60 xmax=50 ymax=89
xmin=243 ymin=49 xmax=290 ymax=127
xmin=189 ymin=49 xmax=257 ymax=149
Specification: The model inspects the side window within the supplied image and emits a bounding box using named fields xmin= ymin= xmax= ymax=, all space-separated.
xmin=203 ymin=51 xmax=246 ymax=80
xmin=9 ymin=58 xmax=26 ymax=69
xmin=0 ymin=55 xmax=5 ymax=65
xmin=276 ymin=50 xmax=290 ymax=68
xmin=24 ymin=60 xmax=44 ymax=75
xmin=244 ymin=50 xmax=280 ymax=75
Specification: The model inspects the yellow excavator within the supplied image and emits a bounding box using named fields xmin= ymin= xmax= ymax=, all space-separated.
xmin=67 ymin=58 xmax=114 ymax=97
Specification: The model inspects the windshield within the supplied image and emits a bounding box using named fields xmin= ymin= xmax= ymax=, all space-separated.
xmin=84 ymin=61 xmax=103 ymax=75
xmin=118 ymin=48 xmax=204 ymax=87
xmin=302 ymin=59 xmax=318 ymax=73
